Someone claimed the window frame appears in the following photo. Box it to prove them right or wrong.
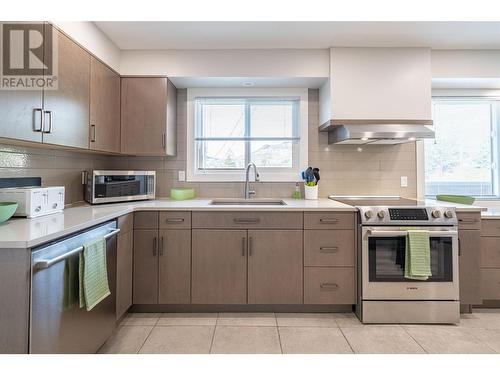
[420,93,500,200]
[186,88,308,182]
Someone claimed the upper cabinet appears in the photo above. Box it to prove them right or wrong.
[319,47,432,128]
[121,77,177,156]
[90,57,121,153]
[42,24,91,149]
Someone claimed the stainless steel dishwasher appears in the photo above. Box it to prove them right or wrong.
[30,221,120,354]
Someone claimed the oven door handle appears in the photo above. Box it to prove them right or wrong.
[367,229,458,237]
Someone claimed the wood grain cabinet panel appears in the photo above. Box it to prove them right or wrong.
[191,230,247,304]
[304,212,355,230]
[304,267,355,304]
[42,24,90,149]
[247,230,303,304]
[457,212,481,230]
[192,211,303,229]
[481,269,500,300]
[134,211,158,230]
[159,211,191,229]
[121,77,177,156]
[116,228,133,318]
[133,230,158,304]
[90,57,120,153]
[304,230,355,267]
[481,219,500,237]
[480,237,500,268]
[158,229,191,304]
[459,228,482,305]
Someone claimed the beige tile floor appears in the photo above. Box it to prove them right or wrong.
[98,310,500,354]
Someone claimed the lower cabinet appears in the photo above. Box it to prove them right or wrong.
[247,230,303,304]
[133,229,159,304]
[116,216,133,318]
[191,230,247,304]
[480,218,500,302]
[304,267,355,304]
[458,212,482,305]
[158,229,191,304]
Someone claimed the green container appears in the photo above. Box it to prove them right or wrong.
[0,202,18,223]
[436,195,475,205]
[170,188,196,200]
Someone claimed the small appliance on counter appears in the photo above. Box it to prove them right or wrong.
[0,186,65,218]
[84,170,156,204]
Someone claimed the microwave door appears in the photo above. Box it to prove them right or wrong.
[89,171,156,204]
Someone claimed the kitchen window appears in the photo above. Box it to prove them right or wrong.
[424,98,500,198]
[186,88,308,181]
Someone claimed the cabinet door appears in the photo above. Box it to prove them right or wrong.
[459,229,482,305]
[121,77,172,156]
[158,230,191,304]
[89,57,120,153]
[192,230,247,304]
[133,230,158,304]
[248,230,303,304]
[116,229,133,318]
[42,24,90,149]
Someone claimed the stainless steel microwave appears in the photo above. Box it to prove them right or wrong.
[84,170,156,204]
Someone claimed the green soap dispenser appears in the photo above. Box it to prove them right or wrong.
[292,183,302,199]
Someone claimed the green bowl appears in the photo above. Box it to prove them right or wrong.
[170,188,196,200]
[0,202,18,223]
[436,195,475,205]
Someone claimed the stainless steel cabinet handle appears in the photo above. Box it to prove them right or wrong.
[320,218,339,224]
[249,236,253,256]
[320,246,339,252]
[153,236,157,256]
[161,133,166,149]
[34,228,121,270]
[90,124,96,142]
[43,110,53,133]
[320,283,339,290]
[234,218,260,224]
[33,108,44,132]
[459,218,478,223]
[241,237,246,256]
[160,236,164,256]
[165,218,185,223]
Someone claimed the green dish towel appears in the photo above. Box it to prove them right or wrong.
[79,238,111,311]
[404,229,432,281]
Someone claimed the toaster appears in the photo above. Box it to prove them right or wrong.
[0,186,65,218]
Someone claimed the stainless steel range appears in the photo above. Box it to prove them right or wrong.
[330,196,460,324]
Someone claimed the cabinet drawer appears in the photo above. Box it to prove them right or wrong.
[192,211,303,229]
[304,230,355,266]
[457,212,481,230]
[159,211,191,229]
[134,211,158,229]
[481,219,500,237]
[304,267,355,304]
[304,212,355,230]
[118,213,133,233]
[481,237,500,268]
[481,269,500,300]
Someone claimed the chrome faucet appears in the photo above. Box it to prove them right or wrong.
[244,162,260,199]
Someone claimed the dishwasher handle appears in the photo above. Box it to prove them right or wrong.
[34,228,120,270]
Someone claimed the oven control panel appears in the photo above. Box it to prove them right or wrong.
[359,206,458,225]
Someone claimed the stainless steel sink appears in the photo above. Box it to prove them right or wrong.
[209,198,287,206]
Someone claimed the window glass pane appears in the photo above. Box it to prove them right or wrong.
[250,141,293,168]
[197,140,245,169]
[200,102,245,138]
[250,103,294,138]
[425,102,494,197]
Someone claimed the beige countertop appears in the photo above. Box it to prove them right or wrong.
[0,198,356,249]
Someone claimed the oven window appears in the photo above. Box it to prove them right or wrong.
[94,175,149,198]
[368,236,453,282]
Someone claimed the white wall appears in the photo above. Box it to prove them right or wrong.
[52,21,121,72]
[119,49,330,78]
[431,50,500,78]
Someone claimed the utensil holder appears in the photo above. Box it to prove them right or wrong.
[304,184,318,200]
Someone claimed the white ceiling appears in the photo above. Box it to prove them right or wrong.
[95,21,500,50]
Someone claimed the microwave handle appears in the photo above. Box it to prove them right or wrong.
[367,229,458,237]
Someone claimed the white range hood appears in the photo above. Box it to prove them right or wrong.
[319,47,434,144]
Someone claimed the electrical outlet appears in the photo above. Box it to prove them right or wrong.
[400,176,408,187]
[178,170,186,182]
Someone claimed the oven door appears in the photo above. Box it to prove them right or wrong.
[90,170,155,204]
[361,226,459,301]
